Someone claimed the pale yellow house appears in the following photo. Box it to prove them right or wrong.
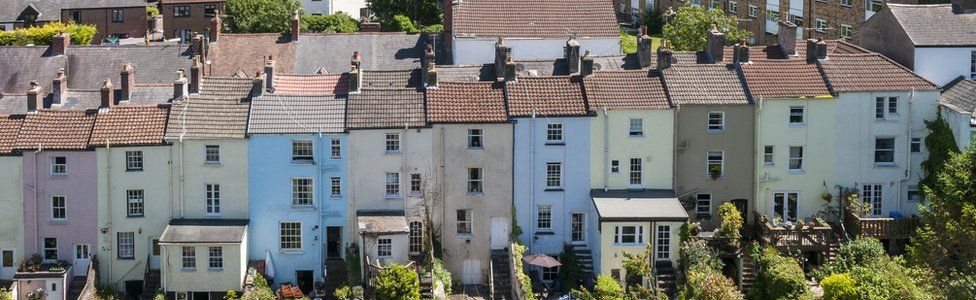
[592,190,686,282]
[0,116,24,282]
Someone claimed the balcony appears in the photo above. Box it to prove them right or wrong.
[843,211,920,240]
[754,213,836,252]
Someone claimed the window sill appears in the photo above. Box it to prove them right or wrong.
[467,192,484,196]
[50,174,67,178]
[125,169,143,172]
[331,195,342,199]
[291,206,316,211]
[181,268,196,272]
[385,196,402,200]
[535,231,555,236]
[705,175,724,180]
[628,134,644,138]
[874,163,898,168]
[468,147,484,150]
[384,151,402,155]
[117,257,135,260]
[280,250,304,255]
[204,215,222,219]
[126,215,145,218]
[456,233,473,237]
[203,162,222,167]
[49,220,67,224]
[788,169,806,174]
[208,268,223,272]
[290,160,315,165]
[840,4,852,7]
[329,156,342,160]
[544,188,564,192]
[764,163,775,167]
[544,142,565,146]
[409,192,422,197]
[788,123,806,127]
[707,130,725,134]
[613,243,646,247]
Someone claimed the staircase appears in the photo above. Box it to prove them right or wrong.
[66,276,87,300]
[141,269,161,300]
[323,259,347,299]
[826,242,840,263]
[655,261,677,297]
[490,249,513,300]
[570,244,595,281]
[740,254,757,295]
[420,273,434,299]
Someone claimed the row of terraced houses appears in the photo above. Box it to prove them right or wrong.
[1,0,975,299]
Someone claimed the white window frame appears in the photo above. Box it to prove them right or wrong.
[43,238,57,261]
[456,209,472,235]
[291,140,314,162]
[788,146,804,172]
[292,178,314,207]
[126,189,144,217]
[51,195,66,221]
[815,19,827,33]
[377,238,392,257]
[537,205,552,231]
[874,137,896,165]
[279,221,302,251]
[629,158,643,187]
[467,168,483,194]
[204,145,220,164]
[867,0,883,12]
[409,173,421,196]
[467,129,484,148]
[628,118,644,137]
[1,249,14,268]
[125,151,143,171]
[748,5,758,18]
[729,1,738,13]
[209,246,223,270]
[330,177,342,198]
[385,173,401,198]
[861,184,883,216]
[205,184,221,216]
[840,24,852,39]
[763,145,775,166]
[385,133,401,153]
[571,212,586,243]
[875,97,899,120]
[613,225,644,245]
[907,186,922,203]
[546,123,564,144]
[545,162,562,189]
[656,225,671,260]
[708,111,725,133]
[409,221,423,254]
[610,159,621,175]
[772,191,799,221]
[117,232,134,259]
[330,139,342,159]
[50,156,66,175]
[708,0,721,10]
[181,246,195,270]
[789,106,805,126]
[910,137,922,154]
[696,194,712,218]
[707,150,724,177]
[841,0,853,7]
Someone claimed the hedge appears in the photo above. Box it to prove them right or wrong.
[0,22,96,46]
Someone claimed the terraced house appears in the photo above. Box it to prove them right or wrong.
[0,116,24,283]
[940,77,976,151]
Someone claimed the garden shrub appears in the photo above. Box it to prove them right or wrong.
[716,202,743,251]
[0,22,96,46]
[813,238,886,281]
[821,273,857,300]
[380,15,419,33]
[571,275,626,300]
[512,243,536,300]
[557,243,584,291]
[693,271,744,300]
[302,13,358,33]
[375,264,420,300]
[431,258,453,294]
[750,247,811,300]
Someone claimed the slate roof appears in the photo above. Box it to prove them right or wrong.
[295,34,425,74]
[209,34,295,77]
[160,219,249,244]
[506,76,588,117]
[739,59,832,99]
[583,70,670,110]
[647,40,868,68]
[346,89,426,129]
[357,211,409,234]
[0,47,65,94]
[165,77,252,139]
[820,53,938,92]
[13,109,97,150]
[940,77,976,115]
[89,105,169,147]
[273,74,348,96]
[362,69,421,89]
[426,81,508,123]
[248,94,346,134]
[0,0,147,22]
[662,64,751,105]
[453,0,618,39]
[0,116,25,155]
[886,4,976,47]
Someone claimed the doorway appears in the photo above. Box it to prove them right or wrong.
[124,280,143,300]
[296,270,314,293]
[149,238,161,269]
[73,244,91,276]
[730,199,749,223]
[326,227,342,259]
[489,217,510,250]
[1,249,14,279]
[461,259,482,284]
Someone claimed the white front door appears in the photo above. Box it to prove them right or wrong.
[571,213,586,244]
[149,238,160,269]
[73,244,91,276]
[461,259,482,285]
[489,217,510,250]
[1,249,14,279]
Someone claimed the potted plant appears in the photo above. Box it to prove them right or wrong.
[709,165,722,180]
[820,192,833,202]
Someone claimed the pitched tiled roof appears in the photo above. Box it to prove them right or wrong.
[647,40,868,68]
[426,81,508,123]
[89,105,169,147]
[0,115,25,154]
[506,76,588,117]
[209,34,295,77]
[0,47,66,94]
[453,0,618,39]
[362,69,421,89]
[887,4,976,47]
[739,59,832,99]
[165,77,252,139]
[662,64,750,105]
[346,89,426,129]
[584,70,670,110]
[248,94,346,134]
[65,45,193,90]
[273,74,348,96]
[820,53,938,92]
[940,77,976,114]
[14,110,96,150]
[295,34,425,74]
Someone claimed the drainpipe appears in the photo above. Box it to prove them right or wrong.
[529,110,536,251]
[33,147,41,260]
[672,103,680,196]
[106,140,113,284]
[402,124,408,213]
[754,97,764,218]
[317,127,325,277]
[179,135,185,218]
[439,126,446,258]
[898,89,915,213]
[603,107,609,191]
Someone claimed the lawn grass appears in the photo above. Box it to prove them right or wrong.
[620,29,663,54]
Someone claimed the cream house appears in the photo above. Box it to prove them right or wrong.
[0,116,24,282]
[592,190,687,282]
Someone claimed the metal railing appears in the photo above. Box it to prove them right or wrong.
[844,212,920,239]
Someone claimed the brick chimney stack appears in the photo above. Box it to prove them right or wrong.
[251,71,265,98]
[174,69,189,99]
[565,35,581,74]
[637,26,653,68]
[120,64,134,102]
[52,31,70,56]
[423,44,437,88]
[291,10,301,42]
[580,50,594,77]
[706,24,725,63]
[190,56,202,94]
[504,55,517,82]
[26,81,42,112]
[805,39,819,63]
[349,65,361,93]
[211,10,222,43]
[264,55,276,92]
[657,41,674,70]
[52,69,67,104]
[815,37,828,60]
[494,37,509,80]
[100,78,114,108]
[351,51,362,72]
[734,39,750,64]
[778,21,798,56]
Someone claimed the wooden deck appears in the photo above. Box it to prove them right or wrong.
[754,213,836,252]
[843,212,920,240]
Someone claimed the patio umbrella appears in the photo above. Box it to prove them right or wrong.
[522,253,562,268]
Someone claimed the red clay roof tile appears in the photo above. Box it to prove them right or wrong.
[89,105,169,147]
[14,110,97,150]
[506,76,588,117]
[427,81,508,123]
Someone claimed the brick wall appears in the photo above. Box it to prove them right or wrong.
[60,7,148,43]
[808,0,866,42]
[161,1,225,40]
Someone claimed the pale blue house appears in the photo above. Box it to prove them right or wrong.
[507,76,600,281]
[246,74,349,294]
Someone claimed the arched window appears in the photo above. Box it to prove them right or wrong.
[409,221,423,254]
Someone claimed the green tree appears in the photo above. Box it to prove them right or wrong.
[225,0,302,33]
[333,285,363,300]
[222,291,237,300]
[920,110,959,196]
[0,22,96,46]
[571,275,627,300]
[910,141,976,298]
[242,273,275,300]
[640,7,665,35]
[621,245,652,286]
[813,238,886,281]
[367,0,441,28]
[375,264,421,300]
[0,288,12,300]
[716,202,743,252]
[302,12,358,33]
[692,271,744,300]
[380,15,419,33]
[662,5,750,51]
[820,273,856,300]
[557,244,585,292]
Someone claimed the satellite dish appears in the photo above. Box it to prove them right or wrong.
[593,63,602,71]
[516,64,526,72]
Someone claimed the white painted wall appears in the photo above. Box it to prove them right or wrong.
[329,0,365,19]
[0,156,23,281]
[453,37,621,65]
[914,47,976,86]
[303,0,331,16]
[942,106,975,151]
[169,139,249,220]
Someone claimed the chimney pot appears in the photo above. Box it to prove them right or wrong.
[211,10,222,43]
[805,39,819,63]
[706,24,726,63]
[494,37,509,80]
[565,35,581,74]
[51,31,70,56]
[291,10,301,42]
[174,69,189,99]
[580,50,594,77]
[26,81,42,112]
[251,72,265,98]
[351,51,362,71]
[190,56,202,94]
[737,41,750,64]
[53,69,67,104]
[100,78,114,108]
[778,21,798,56]
[423,44,437,88]
[504,56,517,82]
[120,64,134,102]
[815,37,828,60]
